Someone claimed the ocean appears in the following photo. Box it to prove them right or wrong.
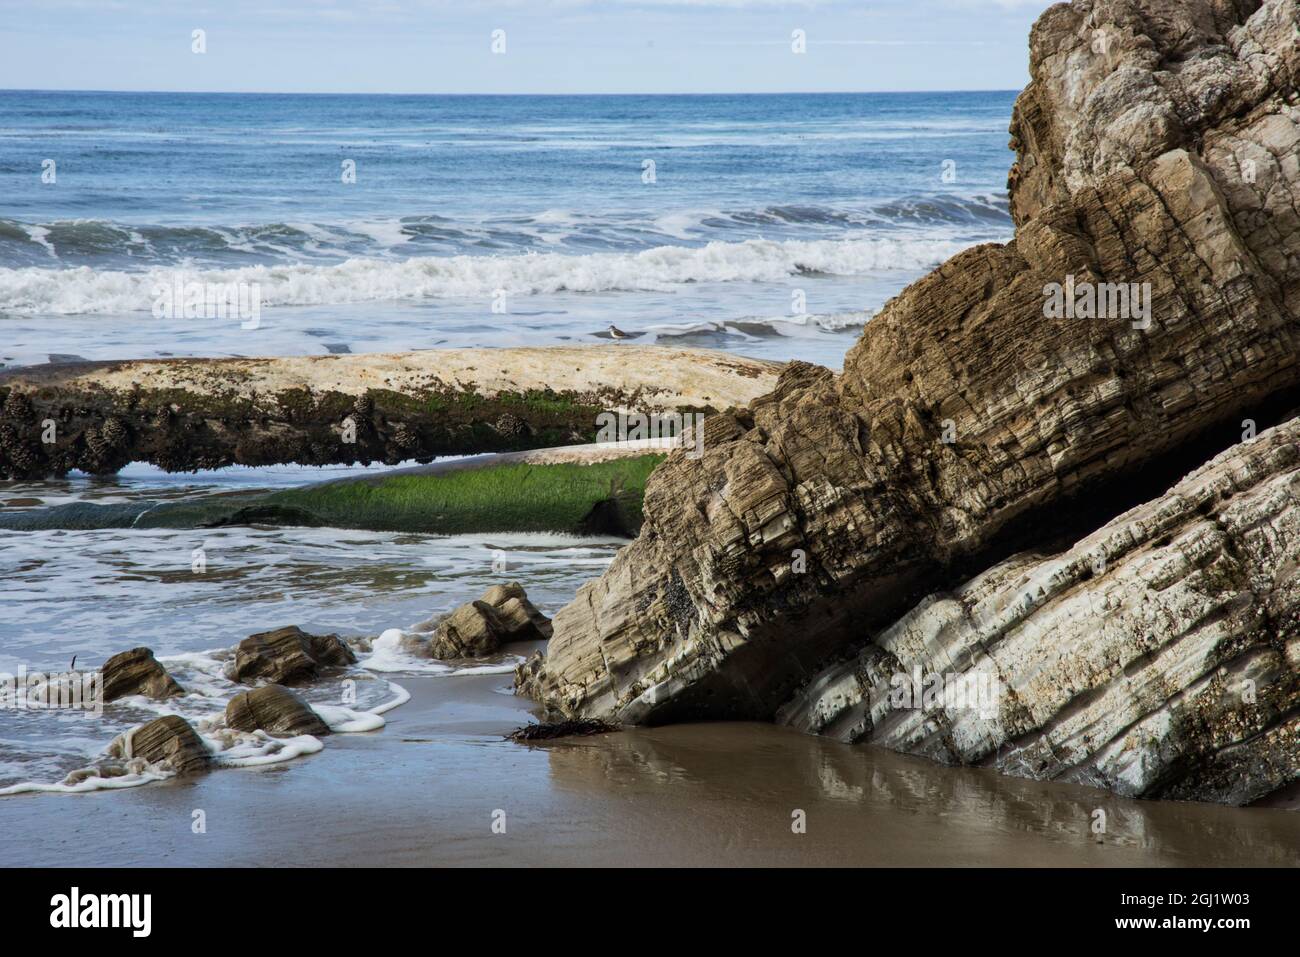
[0,89,1015,368]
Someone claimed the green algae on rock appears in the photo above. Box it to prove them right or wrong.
[0,346,778,479]
[0,435,669,535]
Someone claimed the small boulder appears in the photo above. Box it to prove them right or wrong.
[232,625,356,685]
[107,715,210,776]
[101,647,184,702]
[428,601,502,658]
[226,684,330,737]
[426,582,553,659]
[483,582,554,640]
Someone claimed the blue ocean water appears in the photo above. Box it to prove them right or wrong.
[0,90,1016,367]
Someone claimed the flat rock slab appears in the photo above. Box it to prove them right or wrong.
[0,346,778,477]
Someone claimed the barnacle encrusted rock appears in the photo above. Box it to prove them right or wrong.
[0,347,778,478]
[516,0,1300,803]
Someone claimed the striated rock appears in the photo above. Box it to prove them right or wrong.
[231,626,357,685]
[100,647,184,702]
[107,715,210,776]
[517,0,1300,789]
[226,684,331,737]
[778,417,1300,806]
[418,582,553,659]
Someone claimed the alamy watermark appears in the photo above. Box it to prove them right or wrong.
[152,277,261,329]
[0,666,103,715]
[1043,275,1151,329]
[888,666,1002,719]
[595,411,706,459]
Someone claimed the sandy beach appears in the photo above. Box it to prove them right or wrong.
[3,671,1296,868]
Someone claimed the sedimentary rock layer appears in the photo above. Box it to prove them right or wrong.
[107,716,210,776]
[231,626,357,686]
[100,647,184,702]
[517,0,1300,779]
[403,582,553,660]
[0,347,777,478]
[226,685,331,737]
[777,416,1300,806]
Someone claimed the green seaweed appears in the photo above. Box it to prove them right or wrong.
[260,453,665,536]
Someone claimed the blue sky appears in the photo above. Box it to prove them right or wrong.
[0,0,1054,94]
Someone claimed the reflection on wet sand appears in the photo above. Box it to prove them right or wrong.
[537,723,1300,867]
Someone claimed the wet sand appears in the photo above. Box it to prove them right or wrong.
[1,672,1296,867]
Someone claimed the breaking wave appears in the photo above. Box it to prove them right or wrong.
[0,236,971,315]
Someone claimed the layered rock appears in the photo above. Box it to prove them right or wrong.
[409,582,553,659]
[107,716,211,776]
[231,626,357,685]
[517,0,1300,808]
[0,347,776,478]
[778,416,1300,806]
[100,647,184,702]
[226,685,331,737]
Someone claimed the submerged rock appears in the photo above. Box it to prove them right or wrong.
[231,626,357,685]
[778,417,1300,806]
[516,0,1300,803]
[226,685,331,737]
[107,715,210,776]
[413,582,553,659]
[100,647,184,702]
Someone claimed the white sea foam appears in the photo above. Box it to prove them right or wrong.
[361,628,523,676]
[0,768,172,796]
[0,236,968,315]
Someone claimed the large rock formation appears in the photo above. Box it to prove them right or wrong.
[777,416,1300,806]
[517,0,1300,803]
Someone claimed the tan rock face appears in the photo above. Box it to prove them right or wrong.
[107,716,210,776]
[516,0,1300,804]
[226,685,331,737]
[412,582,553,659]
[100,647,184,702]
[777,416,1300,806]
[231,626,357,685]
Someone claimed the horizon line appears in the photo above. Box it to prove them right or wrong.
[0,86,1022,98]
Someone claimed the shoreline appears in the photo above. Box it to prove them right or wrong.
[3,670,1296,867]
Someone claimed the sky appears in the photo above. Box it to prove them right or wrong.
[0,0,1055,95]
